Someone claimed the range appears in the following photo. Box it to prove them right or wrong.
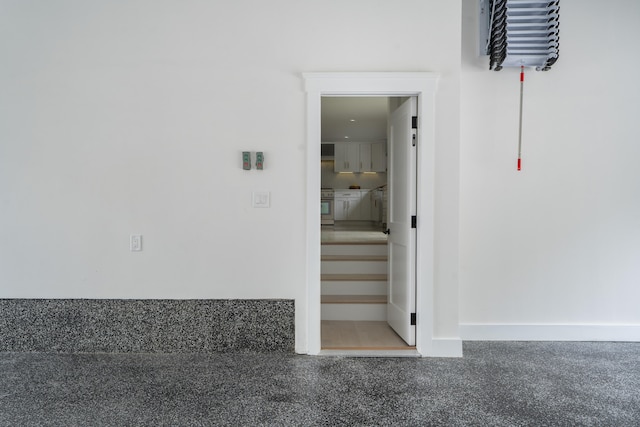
[320,188,334,225]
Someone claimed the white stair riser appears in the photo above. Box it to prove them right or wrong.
[321,281,387,295]
[321,304,386,321]
[321,261,387,275]
[321,242,389,322]
[321,245,387,256]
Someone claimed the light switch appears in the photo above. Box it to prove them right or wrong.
[256,152,264,170]
[252,191,270,208]
[242,151,251,170]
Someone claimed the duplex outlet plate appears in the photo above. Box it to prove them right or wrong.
[130,235,142,251]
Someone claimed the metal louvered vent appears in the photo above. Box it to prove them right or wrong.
[483,0,560,71]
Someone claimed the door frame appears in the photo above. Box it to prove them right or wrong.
[303,72,439,356]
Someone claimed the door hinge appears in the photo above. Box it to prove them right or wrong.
[412,116,418,147]
[411,215,417,228]
[410,313,416,326]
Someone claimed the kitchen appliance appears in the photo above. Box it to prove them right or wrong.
[321,188,334,226]
[321,143,335,160]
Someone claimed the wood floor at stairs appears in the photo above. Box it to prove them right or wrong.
[321,320,415,350]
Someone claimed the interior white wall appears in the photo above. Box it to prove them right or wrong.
[460,0,640,336]
[0,1,462,352]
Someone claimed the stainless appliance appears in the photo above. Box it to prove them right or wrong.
[321,188,334,225]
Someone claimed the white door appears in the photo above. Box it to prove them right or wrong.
[387,97,417,346]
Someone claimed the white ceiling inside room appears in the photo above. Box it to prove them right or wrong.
[321,97,388,142]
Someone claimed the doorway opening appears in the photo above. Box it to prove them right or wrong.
[303,72,439,356]
[319,96,417,351]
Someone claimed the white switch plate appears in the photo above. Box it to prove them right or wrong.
[252,191,270,208]
[130,234,142,251]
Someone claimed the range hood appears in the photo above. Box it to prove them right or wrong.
[321,143,335,160]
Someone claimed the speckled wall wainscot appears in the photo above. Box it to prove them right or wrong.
[0,299,294,353]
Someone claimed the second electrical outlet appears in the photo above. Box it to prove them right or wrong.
[130,235,142,251]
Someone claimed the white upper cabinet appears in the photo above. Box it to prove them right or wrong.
[358,143,371,172]
[334,142,386,173]
[370,142,386,172]
[334,143,360,172]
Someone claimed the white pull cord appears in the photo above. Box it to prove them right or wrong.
[517,65,524,171]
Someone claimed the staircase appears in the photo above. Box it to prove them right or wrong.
[321,241,388,321]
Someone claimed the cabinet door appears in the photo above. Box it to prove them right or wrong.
[334,198,348,220]
[334,145,347,172]
[345,197,361,220]
[358,143,372,172]
[370,190,382,222]
[346,144,359,171]
[371,142,386,172]
[359,191,372,221]
[370,195,379,222]
[334,143,359,172]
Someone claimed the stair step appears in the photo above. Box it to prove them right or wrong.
[320,236,388,321]
[321,295,387,304]
[321,255,387,261]
[321,260,387,275]
[321,240,387,245]
[321,274,387,282]
[322,281,387,295]
[321,244,387,256]
[321,303,386,321]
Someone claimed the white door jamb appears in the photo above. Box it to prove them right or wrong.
[302,72,440,356]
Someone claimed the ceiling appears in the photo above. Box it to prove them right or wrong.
[321,97,388,143]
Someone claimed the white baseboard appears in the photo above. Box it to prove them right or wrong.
[459,324,640,342]
[421,337,463,358]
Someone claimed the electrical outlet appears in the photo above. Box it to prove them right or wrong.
[130,235,142,251]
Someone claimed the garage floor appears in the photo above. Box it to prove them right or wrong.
[1,341,639,426]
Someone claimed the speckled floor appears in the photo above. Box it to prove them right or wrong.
[1,342,639,426]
